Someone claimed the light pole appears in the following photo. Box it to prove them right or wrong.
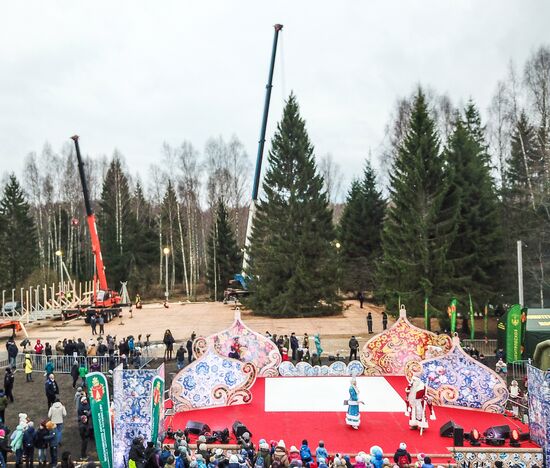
[163,247,170,301]
[55,250,64,292]
[517,240,524,306]
[335,241,341,296]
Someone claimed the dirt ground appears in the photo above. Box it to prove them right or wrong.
[6,300,392,357]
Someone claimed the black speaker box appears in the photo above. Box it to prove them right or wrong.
[485,424,511,440]
[185,420,210,435]
[453,426,464,446]
[440,420,457,437]
[232,420,252,439]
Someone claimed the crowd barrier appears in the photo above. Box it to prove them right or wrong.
[461,339,497,356]
[0,353,154,373]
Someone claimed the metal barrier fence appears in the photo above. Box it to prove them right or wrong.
[461,339,497,356]
[0,353,154,374]
[509,359,531,386]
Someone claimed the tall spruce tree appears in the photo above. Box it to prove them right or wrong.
[444,104,503,306]
[206,200,241,300]
[246,93,341,316]
[127,182,157,294]
[0,175,38,289]
[98,156,133,288]
[339,161,385,292]
[378,90,456,314]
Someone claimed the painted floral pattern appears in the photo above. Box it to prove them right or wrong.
[171,349,257,412]
[360,314,452,375]
[193,310,281,376]
[409,346,509,413]
[113,365,164,468]
[278,360,365,377]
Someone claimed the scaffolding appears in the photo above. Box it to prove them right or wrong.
[0,280,94,323]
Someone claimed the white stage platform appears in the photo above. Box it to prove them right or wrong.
[264,376,405,413]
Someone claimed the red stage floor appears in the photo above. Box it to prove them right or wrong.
[166,376,535,459]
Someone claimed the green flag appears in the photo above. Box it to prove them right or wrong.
[150,376,164,445]
[424,297,430,331]
[86,372,113,468]
[506,304,523,362]
[469,294,475,340]
[449,297,458,334]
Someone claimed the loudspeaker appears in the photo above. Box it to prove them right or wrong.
[185,420,210,435]
[484,425,511,440]
[232,420,252,439]
[440,420,457,438]
[453,426,464,447]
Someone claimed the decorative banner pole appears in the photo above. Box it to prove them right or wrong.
[469,294,475,340]
[150,376,165,446]
[506,304,523,362]
[424,297,430,331]
[484,304,488,338]
[449,297,458,334]
[86,372,113,468]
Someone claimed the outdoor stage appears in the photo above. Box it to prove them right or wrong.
[166,375,535,456]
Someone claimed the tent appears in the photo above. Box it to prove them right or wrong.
[524,308,550,359]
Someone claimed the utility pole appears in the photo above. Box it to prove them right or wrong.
[517,240,524,306]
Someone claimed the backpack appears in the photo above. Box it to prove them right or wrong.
[397,455,409,467]
[254,455,264,468]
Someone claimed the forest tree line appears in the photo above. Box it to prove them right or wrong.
[0,46,548,318]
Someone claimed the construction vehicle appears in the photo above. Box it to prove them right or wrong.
[224,24,283,302]
[223,274,249,304]
[64,135,123,322]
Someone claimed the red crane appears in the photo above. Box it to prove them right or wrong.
[71,135,122,320]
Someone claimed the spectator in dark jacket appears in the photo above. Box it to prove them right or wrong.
[393,442,412,467]
[23,421,36,468]
[4,368,14,403]
[6,338,18,369]
[70,361,79,388]
[45,374,60,408]
[34,421,52,465]
[78,415,91,461]
[129,437,146,468]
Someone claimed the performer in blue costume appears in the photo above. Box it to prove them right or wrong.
[345,377,363,429]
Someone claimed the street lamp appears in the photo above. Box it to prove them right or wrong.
[163,247,170,301]
[55,250,64,292]
[334,241,341,295]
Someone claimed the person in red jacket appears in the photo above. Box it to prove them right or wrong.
[34,339,44,355]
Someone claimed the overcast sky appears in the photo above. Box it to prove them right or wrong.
[1,1,549,200]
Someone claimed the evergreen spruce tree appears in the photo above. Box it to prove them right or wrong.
[339,161,385,292]
[444,103,504,307]
[98,156,133,288]
[0,174,38,289]
[378,90,456,314]
[246,93,341,316]
[160,181,182,287]
[127,182,157,294]
[206,200,241,301]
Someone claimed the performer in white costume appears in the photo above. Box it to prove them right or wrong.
[405,376,436,434]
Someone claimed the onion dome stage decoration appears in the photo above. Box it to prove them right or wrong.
[192,308,281,377]
[360,305,452,375]
[405,345,509,414]
[170,348,257,412]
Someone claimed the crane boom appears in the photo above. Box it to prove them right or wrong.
[242,23,283,271]
[71,135,109,292]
